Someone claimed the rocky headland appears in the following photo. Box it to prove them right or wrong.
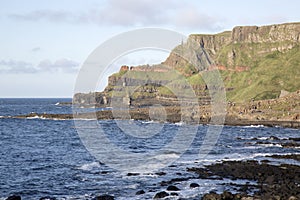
[7,22,300,129]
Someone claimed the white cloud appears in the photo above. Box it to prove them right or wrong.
[0,58,79,74]
[31,47,42,52]
[174,8,222,30]
[0,59,37,73]
[7,0,221,30]
[37,58,79,73]
[9,9,77,23]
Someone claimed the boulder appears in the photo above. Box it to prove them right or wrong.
[166,185,180,191]
[154,191,169,199]
[6,196,21,200]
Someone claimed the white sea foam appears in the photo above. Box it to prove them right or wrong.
[244,125,264,128]
[73,118,95,121]
[175,121,185,126]
[141,120,159,124]
[55,102,60,105]
[237,136,272,140]
[26,115,47,120]
[78,162,100,171]
[257,143,283,148]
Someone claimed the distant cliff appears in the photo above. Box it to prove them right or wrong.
[165,22,300,71]
[74,22,300,106]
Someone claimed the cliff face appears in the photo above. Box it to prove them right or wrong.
[74,22,300,105]
[231,23,300,43]
[165,22,300,71]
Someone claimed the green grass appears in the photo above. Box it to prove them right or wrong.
[222,45,300,102]
[106,42,300,103]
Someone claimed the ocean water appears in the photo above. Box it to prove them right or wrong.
[0,98,299,199]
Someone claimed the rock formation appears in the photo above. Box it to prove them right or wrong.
[73,22,300,106]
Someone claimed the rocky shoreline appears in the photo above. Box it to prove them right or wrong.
[191,157,300,200]
[6,154,299,200]
[6,105,300,129]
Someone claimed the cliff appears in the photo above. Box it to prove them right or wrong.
[73,22,300,106]
[165,22,300,71]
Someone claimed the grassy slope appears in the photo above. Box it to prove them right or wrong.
[107,42,300,103]
[221,45,300,102]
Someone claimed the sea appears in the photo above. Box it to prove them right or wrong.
[0,98,299,199]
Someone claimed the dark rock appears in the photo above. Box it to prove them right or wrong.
[192,160,300,200]
[39,197,56,200]
[160,181,168,186]
[289,137,300,141]
[269,136,279,140]
[260,159,270,163]
[282,142,300,148]
[155,172,166,176]
[6,196,21,200]
[202,191,221,200]
[127,172,140,176]
[154,191,169,199]
[190,183,200,188]
[221,191,234,199]
[170,192,179,196]
[160,177,192,186]
[136,190,145,195]
[93,194,114,200]
[266,154,300,161]
[166,185,180,191]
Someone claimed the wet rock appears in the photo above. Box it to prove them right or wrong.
[39,197,56,200]
[93,194,114,200]
[6,196,21,200]
[190,182,200,188]
[166,185,180,191]
[221,191,234,199]
[282,142,300,148]
[193,160,300,200]
[269,136,279,140]
[155,172,166,176]
[127,172,140,176]
[154,191,169,199]
[135,190,145,195]
[202,191,247,200]
[160,177,191,186]
[289,137,300,141]
[202,191,221,200]
[260,159,270,163]
[170,192,179,196]
[241,197,254,200]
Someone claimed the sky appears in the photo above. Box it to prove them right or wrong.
[0,0,299,97]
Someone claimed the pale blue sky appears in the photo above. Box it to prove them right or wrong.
[0,0,299,97]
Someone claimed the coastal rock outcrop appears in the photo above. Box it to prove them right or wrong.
[73,22,300,106]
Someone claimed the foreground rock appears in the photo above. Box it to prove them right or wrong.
[6,196,21,200]
[153,191,169,199]
[92,194,114,200]
[188,160,300,200]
